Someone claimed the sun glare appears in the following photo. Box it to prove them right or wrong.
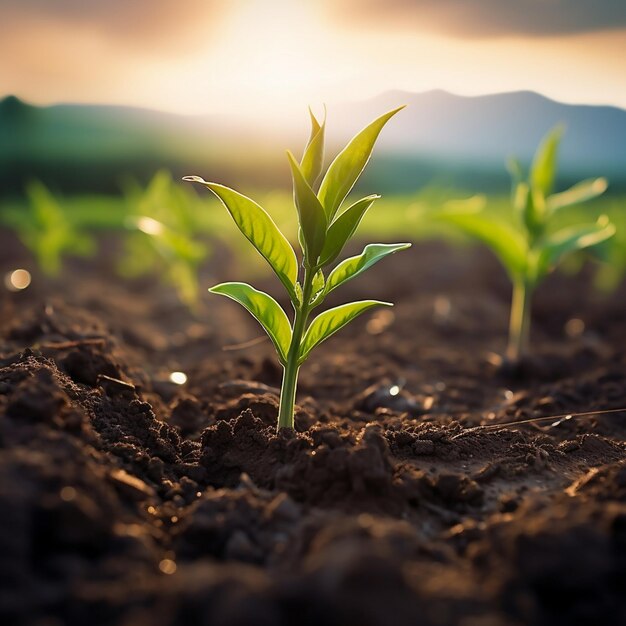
[158,0,355,120]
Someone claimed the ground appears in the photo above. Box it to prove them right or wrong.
[1,235,625,626]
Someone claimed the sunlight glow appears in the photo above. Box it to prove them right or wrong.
[2,0,626,117]
[168,0,355,120]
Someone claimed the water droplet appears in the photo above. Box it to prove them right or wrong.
[389,385,400,396]
[158,558,177,575]
[5,269,31,291]
[169,371,187,385]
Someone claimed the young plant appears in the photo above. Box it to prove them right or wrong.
[185,108,410,430]
[591,204,626,292]
[122,170,208,309]
[18,180,95,275]
[436,125,615,362]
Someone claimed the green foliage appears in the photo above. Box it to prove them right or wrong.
[18,180,95,275]
[436,126,615,361]
[588,197,626,291]
[185,107,410,429]
[299,300,391,362]
[122,170,208,309]
[209,282,292,362]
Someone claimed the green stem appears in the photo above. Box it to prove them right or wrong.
[507,278,533,362]
[277,268,314,431]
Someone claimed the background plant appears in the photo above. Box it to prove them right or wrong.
[121,170,209,309]
[15,180,96,276]
[185,108,410,430]
[435,125,616,362]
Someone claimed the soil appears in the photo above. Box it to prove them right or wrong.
[1,234,625,626]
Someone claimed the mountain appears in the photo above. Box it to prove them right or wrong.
[2,90,626,196]
[331,90,626,176]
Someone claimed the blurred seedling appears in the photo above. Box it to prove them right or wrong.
[589,199,626,292]
[436,125,615,362]
[186,107,410,430]
[17,180,95,276]
[122,170,208,309]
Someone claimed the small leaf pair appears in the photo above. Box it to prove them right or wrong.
[437,125,615,362]
[185,107,410,430]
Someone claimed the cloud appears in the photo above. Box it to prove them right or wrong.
[330,0,626,38]
[0,0,226,53]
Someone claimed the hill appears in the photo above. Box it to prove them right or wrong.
[2,90,626,196]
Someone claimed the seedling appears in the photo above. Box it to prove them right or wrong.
[436,126,615,362]
[591,204,626,292]
[185,108,410,430]
[18,180,95,275]
[122,170,208,309]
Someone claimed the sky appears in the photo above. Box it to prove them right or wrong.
[1,0,626,121]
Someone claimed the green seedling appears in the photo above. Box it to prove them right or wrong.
[436,125,615,362]
[18,180,95,275]
[590,199,626,292]
[185,108,410,430]
[122,170,208,309]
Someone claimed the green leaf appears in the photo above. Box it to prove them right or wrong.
[311,269,325,296]
[547,178,608,213]
[436,212,527,280]
[507,158,526,214]
[325,242,411,295]
[531,125,563,198]
[318,106,405,220]
[537,217,616,278]
[209,282,292,364]
[294,281,304,307]
[512,181,529,215]
[183,177,298,299]
[512,181,546,239]
[299,300,391,362]
[525,187,547,239]
[286,152,327,264]
[300,108,325,188]
[319,194,379,266]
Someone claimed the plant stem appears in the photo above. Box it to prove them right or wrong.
[507,278,532,362]
[277,269,314,431]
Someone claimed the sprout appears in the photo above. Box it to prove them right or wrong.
[436,126,615,362]
[122,170,208,309]
[19,180,95,276]
[186,107,410,430]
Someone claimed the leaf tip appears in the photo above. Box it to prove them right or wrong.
[182,175,206,184]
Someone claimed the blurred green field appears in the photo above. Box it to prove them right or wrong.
[2,181,624,292]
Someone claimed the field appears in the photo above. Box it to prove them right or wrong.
[5,0,626,620]
[1,169,626,624]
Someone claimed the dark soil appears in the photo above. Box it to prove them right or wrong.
[1,235,625,626]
